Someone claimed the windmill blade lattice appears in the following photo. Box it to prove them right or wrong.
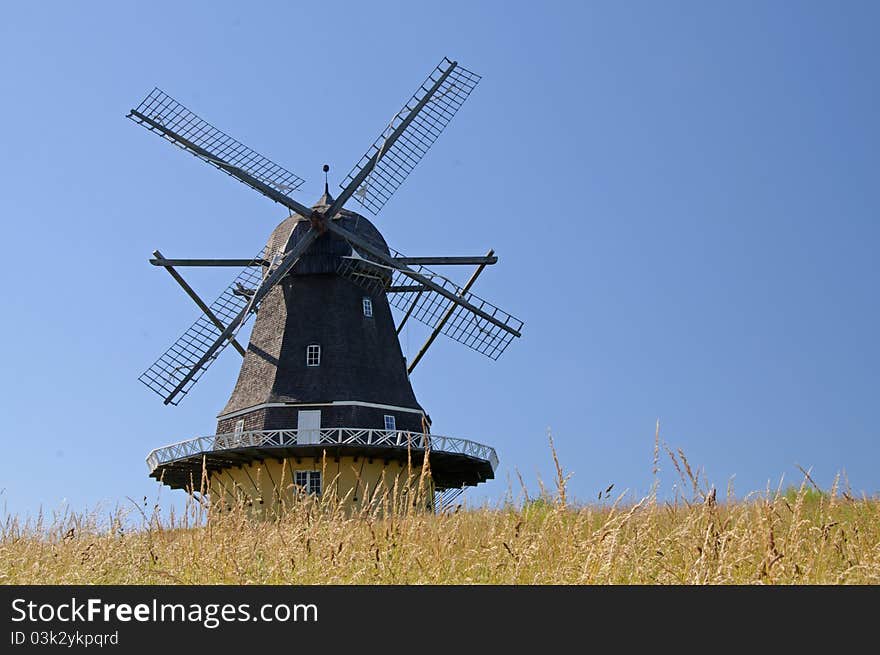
[337,252,522,360]
[128,89,306,203]
[340,58,481,215]
[139,250,267,404]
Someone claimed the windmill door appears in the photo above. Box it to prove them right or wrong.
[297,410,321,445]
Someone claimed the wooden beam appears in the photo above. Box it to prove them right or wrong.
[150,257,269,267]
[152,249,247,357]
[407,250,494,374]
[325,221,518,336]
[391,256,497,266]
[389,284,428,293]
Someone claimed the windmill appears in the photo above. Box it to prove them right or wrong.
[132,58,523,512]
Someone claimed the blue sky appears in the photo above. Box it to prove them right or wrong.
[1,1,877,517]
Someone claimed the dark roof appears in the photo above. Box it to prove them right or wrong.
[265,205,390,274]
[314,183,334,207]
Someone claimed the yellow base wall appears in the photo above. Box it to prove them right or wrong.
[208,455,435,515]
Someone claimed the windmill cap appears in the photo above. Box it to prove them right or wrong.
[313,186,335,207]
[266,205,391,270]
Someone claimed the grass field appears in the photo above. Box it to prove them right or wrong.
[2,439,878,584]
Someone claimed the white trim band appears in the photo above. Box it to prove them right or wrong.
[218,400,427,420]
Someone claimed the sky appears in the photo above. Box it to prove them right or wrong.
[1,1,878,518]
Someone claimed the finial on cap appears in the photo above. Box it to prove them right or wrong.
[314,164,335,207]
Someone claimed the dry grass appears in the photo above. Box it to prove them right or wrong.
[1,438,878,585]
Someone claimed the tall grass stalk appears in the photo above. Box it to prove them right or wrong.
[1,444,877,584]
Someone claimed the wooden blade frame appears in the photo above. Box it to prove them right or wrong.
[138,249,268,404]
[339,58,481,216]
[127,89,306,205]
[158,228,318,405]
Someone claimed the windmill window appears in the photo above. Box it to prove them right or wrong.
[362,297,373,317]
[306,344,321,367]
[233,419,244,437]
[384,415,396,431]
[295,470,322,496]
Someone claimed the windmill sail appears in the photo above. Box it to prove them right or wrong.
[337,251,523,360]
[139,250,267,404]
[339,58,481,215]
[128,88,306,204]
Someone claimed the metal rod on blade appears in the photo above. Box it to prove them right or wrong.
[407,250,494,374]
[152,250,247,357]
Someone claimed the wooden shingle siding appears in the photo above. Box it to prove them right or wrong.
[217,206,426,436]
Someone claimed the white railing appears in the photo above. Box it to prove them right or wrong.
[146,428,499,474]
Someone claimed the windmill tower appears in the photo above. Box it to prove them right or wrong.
[131,58,523,513]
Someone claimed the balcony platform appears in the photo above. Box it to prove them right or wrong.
[146,428,499,491]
